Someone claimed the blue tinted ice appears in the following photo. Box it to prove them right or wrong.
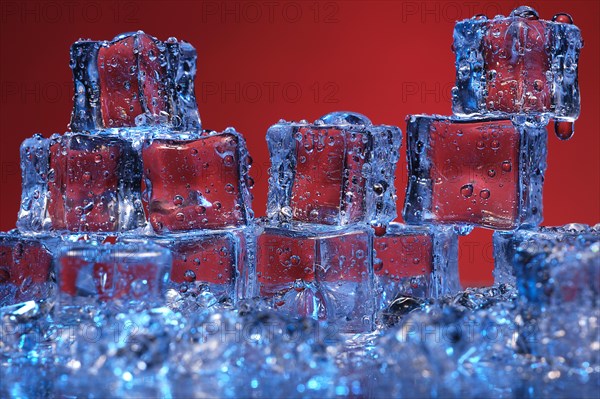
[509,223,599,312]
[374,223,460,315]
[493,223,599,287]
[253,223,375,333]
[452,7,583,125]
[55,241,171,321]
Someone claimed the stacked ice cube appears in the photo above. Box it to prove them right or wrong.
[402,5,595,319]
[405,5,584,231]
[9,32,255,313]
[0,7,598,398]
[260,111,462,332]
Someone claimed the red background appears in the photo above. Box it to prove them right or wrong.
[1,0,598,287]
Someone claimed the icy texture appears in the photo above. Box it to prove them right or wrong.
[0,232,55,307]
[493,223,599,285]
[253,224,375,333]
[70,31,201,132]
[267,111,402,226]
[56,241,171,318]
[168,310,341,398]
[142,127,254,232]
[2,284,598,398]
[121,228,249,306]
[18,131,145,233]
[452,7,582,125]
[373,223,460,312]
[403,115,547,230]
[510,224,599,314]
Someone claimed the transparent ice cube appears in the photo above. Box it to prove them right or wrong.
[121,228,250,307]
[509,223,599,314]
[70,31,201,132]
[56,241,171,319]
[18,131,145,234]
[373,223,460,312]
[142,128,254,233]
[403,114,547,230]
[0,232,55,307]
[252,223,375,333]
[267,111,402,226]
[452,6,582,139]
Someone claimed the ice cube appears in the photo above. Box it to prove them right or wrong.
[452,6,582,139]
[253,223,375,333]
[70,32,201,132]
[56,241,171,312]
[142,128,254,232]
[267,111,402,226]
[17,132,145,233]
[403,114,547,230]
[0,232,55,306]
[504,224,600,373]
[121,228,248,305]
[508,223,599,313]
[373,223,459,311]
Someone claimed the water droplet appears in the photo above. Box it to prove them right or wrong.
[184,269,196,282]
[290,255,301,266]
[173,195,184,206]
[372,224,387,237]
[511,6,539,20]
[176,212,185,221]
[491,140,500,150]
[487,169,496,178]
[460,184,474,198]
[554,121,574,140]
[502,161,512,172]
[223,155,234,166]
[552,13,573,24]
[480,189,491,199]
[131,279,149,296]
[374,258,384,272]
[224,183,235,194]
